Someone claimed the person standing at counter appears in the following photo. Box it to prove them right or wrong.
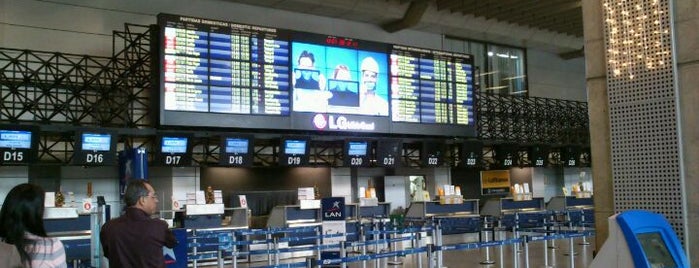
[0,183,67,267]
[100,180,177,267]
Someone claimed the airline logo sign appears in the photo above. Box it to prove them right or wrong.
[321,197,345,221]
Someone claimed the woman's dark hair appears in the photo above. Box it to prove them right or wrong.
[123,180,151,207]
[298,50,315,65]
[0,183,48,264]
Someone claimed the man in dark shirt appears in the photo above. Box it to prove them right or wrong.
[100,180,177,268]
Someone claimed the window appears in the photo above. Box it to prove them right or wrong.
[444,37,527,96]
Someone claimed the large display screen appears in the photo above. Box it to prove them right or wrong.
[81,133,112,152]
[158,13,476,137]
[0,130,32,149]
[636,232,677,267]
[291,42,388,116]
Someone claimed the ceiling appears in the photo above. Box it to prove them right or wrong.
[432,0,583,37]
[219,0,584,52]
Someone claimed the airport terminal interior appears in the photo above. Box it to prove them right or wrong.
[1,0,698,267]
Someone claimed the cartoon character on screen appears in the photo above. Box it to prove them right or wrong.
[359,57,388,115]
[327,64,360,106]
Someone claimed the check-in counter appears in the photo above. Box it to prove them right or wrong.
[44,207,104,266]
[482,197,549,229]
[547,195,594,226]
[171,204,250,266]
[266,204,321,247]
[405,200,481,234]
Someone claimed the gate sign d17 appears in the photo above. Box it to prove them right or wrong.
[158,134,192,166]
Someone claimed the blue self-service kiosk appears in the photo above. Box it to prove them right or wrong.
[590,210,688,268]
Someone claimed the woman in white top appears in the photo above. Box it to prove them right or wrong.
[0,183,67,267]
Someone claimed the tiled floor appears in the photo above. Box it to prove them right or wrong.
[227,233,596,268]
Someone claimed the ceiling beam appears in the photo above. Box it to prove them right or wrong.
[435,0,462,11]
[477,0,539,19]
[508,2,581,24]
[469,0,524,14]
[527,9,581,29]
[559,47,585,59]
[381,0,430,33]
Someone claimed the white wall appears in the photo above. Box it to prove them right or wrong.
[0,166,29,206]
[330,167,352,203]
[527,49,587,101]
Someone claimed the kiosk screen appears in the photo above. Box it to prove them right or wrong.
[636,232,677,268]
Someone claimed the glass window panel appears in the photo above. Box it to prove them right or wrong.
[444,37,526,96]
[486,44,526,96]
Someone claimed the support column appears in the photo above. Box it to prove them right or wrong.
[581,0,614,251]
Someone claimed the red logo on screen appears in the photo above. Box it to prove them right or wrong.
[313,114,327,130]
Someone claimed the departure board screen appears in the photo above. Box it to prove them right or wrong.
[158,13,476,137]
[390,45,474,125]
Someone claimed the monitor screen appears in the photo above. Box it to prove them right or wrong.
[284,139,307,155]
[291,42,389,116]
[225,138,249,154]
[637,232,677,268]
[81,133,112,152]
[347,141,368,156]
[0,130,32,149]
[161,136,188,154]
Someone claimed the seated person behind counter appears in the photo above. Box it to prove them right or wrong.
[100,180,177,267]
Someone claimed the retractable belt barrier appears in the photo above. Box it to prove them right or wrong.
[184,217,595,268]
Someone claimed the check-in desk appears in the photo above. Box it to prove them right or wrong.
[547,196,594,227]
[482,197,549,230]
[346,202,391,242]
[174,204,250,265]
[44,207,104,266]
[405,200,481,234]
[267,204,321,246]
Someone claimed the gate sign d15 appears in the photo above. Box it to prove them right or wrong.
[73,130,117,166]
[0,125,38,165]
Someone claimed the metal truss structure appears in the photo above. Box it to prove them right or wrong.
[0,24,590,168]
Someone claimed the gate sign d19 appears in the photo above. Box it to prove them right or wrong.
[157,134,192,167]
[0,125,38,165]
[73,130,117,166]
[279,137,310,166]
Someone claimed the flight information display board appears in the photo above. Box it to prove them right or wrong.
[161,13,290,115]
[158,13,476,137]
[390,45,474,125]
